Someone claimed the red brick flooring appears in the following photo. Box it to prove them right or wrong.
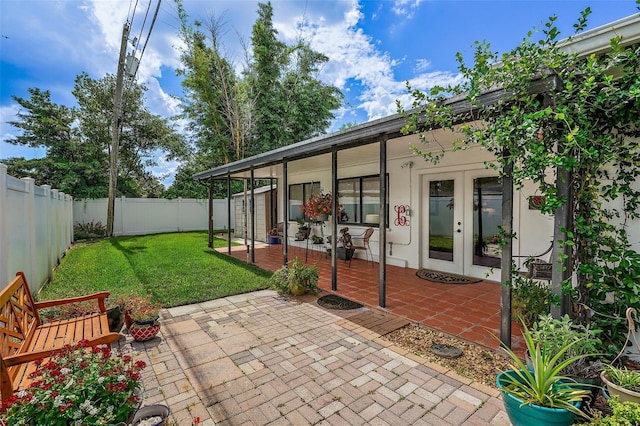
[219,242,525,355]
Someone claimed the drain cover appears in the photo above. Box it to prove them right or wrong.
[430,343,463,358]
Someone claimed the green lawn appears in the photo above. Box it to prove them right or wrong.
[38,232,271,308]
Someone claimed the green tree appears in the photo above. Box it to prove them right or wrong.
[248,2,342,153]
[401,10,640,355]
[164,161,209,199]
[174,1,342,198]
[5,88,108,198]
[249,1,286,153]
[4,75,186,198]
[176,4,248,166]
[73,73,186,197]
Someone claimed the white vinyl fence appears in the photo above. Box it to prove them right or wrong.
[73,197,234,237]
[0,163,74,292]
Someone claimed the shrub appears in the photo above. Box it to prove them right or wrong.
[74,220,106,240]
[587,396,640,426]
[511,275,556,328]
[269,258,319,295]
[530,314,602,378]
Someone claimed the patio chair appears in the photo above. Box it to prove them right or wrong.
[351,227,374,266]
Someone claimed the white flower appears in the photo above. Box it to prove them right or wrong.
[53,395,65,407]
[17,390,27,398]
[98,376,105,384]
[118,374,126,382]
[60,367,71,375]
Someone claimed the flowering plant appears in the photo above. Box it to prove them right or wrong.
[125,294,162,322]
[300,192,333,221]
[0,340,146,425]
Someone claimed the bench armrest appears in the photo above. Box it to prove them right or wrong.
[34,292,111,312]
[2,332,121,368]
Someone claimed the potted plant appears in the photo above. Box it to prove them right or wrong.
[300,191,332,222]
[295,218,310,241]
[269,257,319,296]
[268,227,280,244]
[601,365,640,404]
[529,314,604,385]
[125,294,162,342]
[311,234,324,244]
[496,321,593,426]
[0,340,146,425]
[337,227,355,261]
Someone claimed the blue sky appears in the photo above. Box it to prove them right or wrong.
[1,0,638,185]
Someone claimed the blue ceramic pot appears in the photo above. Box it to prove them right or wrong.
[496,370,581,426]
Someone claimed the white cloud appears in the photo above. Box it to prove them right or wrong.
[392,0,422,19]
[414,58,431,72]
[279,2,460,121]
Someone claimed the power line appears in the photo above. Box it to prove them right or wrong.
[131,0,162,80]
[134,0,153,54]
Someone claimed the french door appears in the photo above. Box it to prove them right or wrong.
[422,171,503,280]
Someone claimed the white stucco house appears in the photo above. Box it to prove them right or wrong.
[195,14,640,345]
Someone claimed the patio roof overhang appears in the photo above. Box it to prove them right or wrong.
[192,90,498,181]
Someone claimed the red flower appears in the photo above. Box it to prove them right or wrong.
[301,192,333,220]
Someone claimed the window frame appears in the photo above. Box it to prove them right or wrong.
[288,182,321,222]
[337,174,389,228]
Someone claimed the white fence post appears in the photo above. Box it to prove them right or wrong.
[21,177,37,290]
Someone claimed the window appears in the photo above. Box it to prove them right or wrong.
[338,174,388,227]
[288,182,320,221]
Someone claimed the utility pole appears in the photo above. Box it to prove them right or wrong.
[107,23,130,237]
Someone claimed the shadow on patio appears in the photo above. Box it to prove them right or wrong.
[217,242,525,355]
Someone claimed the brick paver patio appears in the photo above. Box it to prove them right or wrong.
[120,290,511,425]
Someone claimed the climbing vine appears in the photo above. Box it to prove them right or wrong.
[400,9,640,355]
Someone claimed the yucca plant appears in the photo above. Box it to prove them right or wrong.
[498,321,594,418]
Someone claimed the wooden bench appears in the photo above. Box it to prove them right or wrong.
[0,272,121,400]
